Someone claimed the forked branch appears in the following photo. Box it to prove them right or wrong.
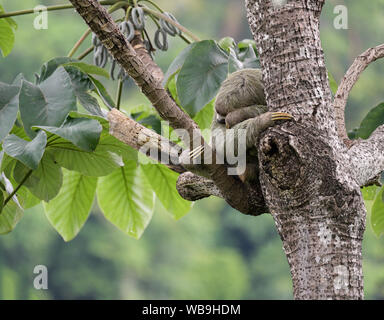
[333,44,384,145]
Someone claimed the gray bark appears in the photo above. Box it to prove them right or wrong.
[245,0,367,299]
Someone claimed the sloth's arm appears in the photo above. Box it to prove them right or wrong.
[225,104,268,129]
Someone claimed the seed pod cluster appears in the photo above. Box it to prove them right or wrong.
[92,7,183,80]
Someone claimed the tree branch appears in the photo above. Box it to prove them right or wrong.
[108,109,225,200]
[68,0,198,141]
[70,0,268,215]
[333,44,384,145]
[176,172,223,201]
[347,124,384,186]
[108,109,183,172]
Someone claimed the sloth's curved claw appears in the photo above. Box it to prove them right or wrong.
[271,112,293,121]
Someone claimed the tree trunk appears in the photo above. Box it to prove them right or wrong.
[246,0,365,299]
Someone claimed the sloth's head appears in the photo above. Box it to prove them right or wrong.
[214,68,266,118]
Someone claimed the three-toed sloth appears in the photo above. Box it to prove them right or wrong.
[180,68,292,182]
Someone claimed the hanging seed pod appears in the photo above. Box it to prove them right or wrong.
[160,12,181,36]
[143,39,151,52]
[118,67,128,81]
[98,47,109,68]
[154,28,168,51]
[92,33,100,46]
[110,59,117,81]
[131,7,145,30]
[93,45,103,66]
[119,21,135,42]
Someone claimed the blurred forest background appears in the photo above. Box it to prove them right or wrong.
[0,0,384,299]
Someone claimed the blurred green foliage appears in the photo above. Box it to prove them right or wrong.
[0,0,384,300]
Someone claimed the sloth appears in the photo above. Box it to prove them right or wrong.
[180,68,292,182]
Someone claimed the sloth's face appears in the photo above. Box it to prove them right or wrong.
[216,113,226,124]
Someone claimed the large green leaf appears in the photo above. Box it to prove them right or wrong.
[89,75,116,110]
[97,161,155,239]
[371,186,384,238]
[361,185,380,201]
[69,111,108,129]
[3,131,47,170]
[163,43,195,87]
[76,91,105,117]
[19,67,77,138]
[44,169,97,241]
[0,16,15,57]
[0,82,19,142]
[357,103,384,139]
[0,197,23,235]
[63,62,110,78]
[142,164,193,219]
[48,133,124,177]
[96,132,138,163]
[193,100,215,131]
[36,117,102,152]
[13,153,63,202]
[16,186,41,210]
[37,57,72,82]
[177,40,229,116]
[37,59,106,116]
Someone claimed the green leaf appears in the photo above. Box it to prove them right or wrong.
[371,186,384,238]
[0,190,3,212]
[0,82,19,141]
[142,164,193,219]
[97,162,155,239]
[167,73,181,107]
[177,40,229,116]
[19,67,77,138]
[17,186,41,210]
[193,100,214,131]
[228,47,243,73]
[357,103,384,139]
[361,185,380,201]
[48,133,124,177]
[0,17,15,57]
[36,117,102,152]
[76,91,105,117]
[328,71,338,95]
[69,111,108,129]
[44,169,97,241]
[238,45,260,69]
[89,75,116,110]
[163,43,195,87]
[218,37,236,53]
[95,133,138,163]
[37,58,106,117]
[63,62,110,78]
[38,57,72,82]
[0,6,17,31]
[3,131,47,170]
[238,39,257,52]
[0,197,23,235]
[13,153,63,202]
